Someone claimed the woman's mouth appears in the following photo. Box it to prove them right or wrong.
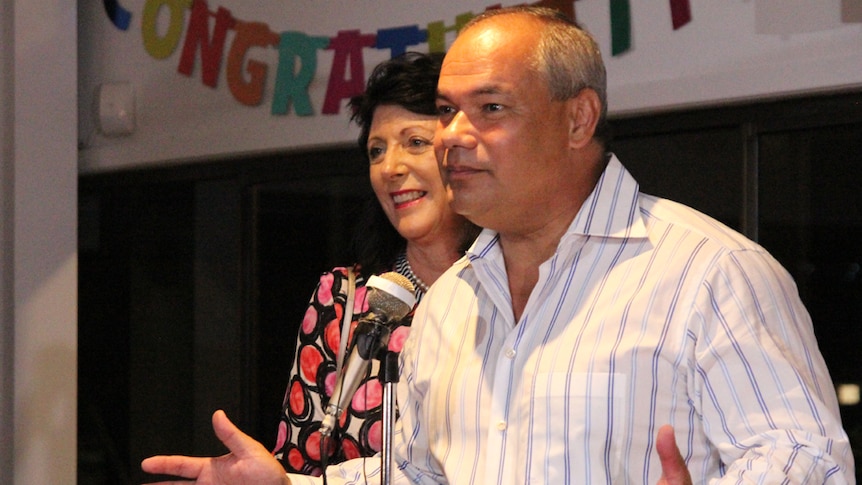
[392,190,426,208]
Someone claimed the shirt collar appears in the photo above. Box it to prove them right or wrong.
[467,153,648,260]
[568,153,648,240]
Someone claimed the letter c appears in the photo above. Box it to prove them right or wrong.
[103,0,132,31]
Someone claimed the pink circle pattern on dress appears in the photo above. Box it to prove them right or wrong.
[275,267,415,475]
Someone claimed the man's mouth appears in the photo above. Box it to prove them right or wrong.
[445,165,480,179]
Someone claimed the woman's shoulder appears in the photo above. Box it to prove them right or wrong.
[314,264,352,278]
[316,264,373,287]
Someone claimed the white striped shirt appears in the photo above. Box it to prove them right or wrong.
[291,155,854,484]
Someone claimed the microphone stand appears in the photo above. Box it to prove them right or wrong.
[320,320,390,438]
[379,350,399,485]
[318,273,416,484]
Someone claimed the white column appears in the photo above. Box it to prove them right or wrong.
[0,1,78,484]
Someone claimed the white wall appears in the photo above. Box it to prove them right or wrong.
[0,0,12,478]
[77,0,862,173]
[0,1,78,484]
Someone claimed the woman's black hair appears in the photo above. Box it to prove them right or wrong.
[347,52,445,275]
[349,52,444,153]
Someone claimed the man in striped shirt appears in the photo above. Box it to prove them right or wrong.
[387,6,852,484]
[142,6,854,485]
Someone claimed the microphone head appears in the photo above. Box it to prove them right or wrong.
[365,272,416,321]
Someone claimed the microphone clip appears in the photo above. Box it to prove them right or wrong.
[351,314,393,360]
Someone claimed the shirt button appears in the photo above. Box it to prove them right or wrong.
[496,421,507,431]
[504,348,516,359]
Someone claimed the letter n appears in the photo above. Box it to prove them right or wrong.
[177,0,236,88]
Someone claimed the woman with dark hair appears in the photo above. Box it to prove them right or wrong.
[271,52,479,475]
[140,52,478,484]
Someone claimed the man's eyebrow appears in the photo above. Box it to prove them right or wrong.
[475,84,505,95]
[437,85,506,101]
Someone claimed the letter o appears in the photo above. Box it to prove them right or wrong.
[142,0,193,59]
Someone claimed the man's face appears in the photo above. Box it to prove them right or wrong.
[435,15,575,235]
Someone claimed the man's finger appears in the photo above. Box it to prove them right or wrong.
[656,425,692,485]
[211,409,258,457]
[141,454,206,478]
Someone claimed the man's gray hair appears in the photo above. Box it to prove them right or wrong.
[461,6,610,144]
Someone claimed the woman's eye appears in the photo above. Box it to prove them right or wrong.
[368,146,384,161]
[409,137,430,148]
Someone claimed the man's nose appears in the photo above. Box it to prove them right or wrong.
[438,111,476,150]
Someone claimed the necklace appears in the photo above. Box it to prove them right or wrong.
[406,259,430,293]
[396,251,429,293]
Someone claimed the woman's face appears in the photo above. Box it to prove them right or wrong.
[367,104,461,245]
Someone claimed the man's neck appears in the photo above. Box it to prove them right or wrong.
[497,148,609,322]
[499,211,574,322]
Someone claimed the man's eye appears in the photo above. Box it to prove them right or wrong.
[437,105,454,116]
[484,103,503,112]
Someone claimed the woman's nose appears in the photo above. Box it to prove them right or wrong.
[380,148,408,177]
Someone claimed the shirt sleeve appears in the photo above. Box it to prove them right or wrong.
[689,248,854,483]
[286,456,394,485]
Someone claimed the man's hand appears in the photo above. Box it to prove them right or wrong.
[656,424,693,485]
[141,409,291,485]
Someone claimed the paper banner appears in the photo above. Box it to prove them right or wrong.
[129,0,596,117]
[271,32,330,116]
[104,0,132,30]
[842,0,862,22]
[539,0,576,21]
[177,0,236,88]
[670,0,691,30]
[610,0,631,55]
[227,21,280,106]
[376,26,427,57]
[755,0,843,34]
[322,30,377,114]
[142,0,194,59]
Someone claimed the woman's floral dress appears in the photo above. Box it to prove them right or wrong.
[272,261,424,476]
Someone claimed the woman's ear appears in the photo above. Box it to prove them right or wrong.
[567,88,602,150]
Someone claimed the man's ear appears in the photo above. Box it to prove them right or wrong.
[567,88,601,150]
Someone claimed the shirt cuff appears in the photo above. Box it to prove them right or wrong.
[286,472,322,485]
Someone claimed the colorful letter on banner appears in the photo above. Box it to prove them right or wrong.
[227,21,279,106]
[271,32,330,116]
[177,0,236,88]
[610,0,630,55]
[142,0,193,59]
[104,0,132,30]
[843,0,862,22]
[670,0,691,29]
[375,25,427,58]
[426,12,474,53]
[322,30,377,114]
[534,0,576,21]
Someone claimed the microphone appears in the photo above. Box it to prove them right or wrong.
[319,272,416,438]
